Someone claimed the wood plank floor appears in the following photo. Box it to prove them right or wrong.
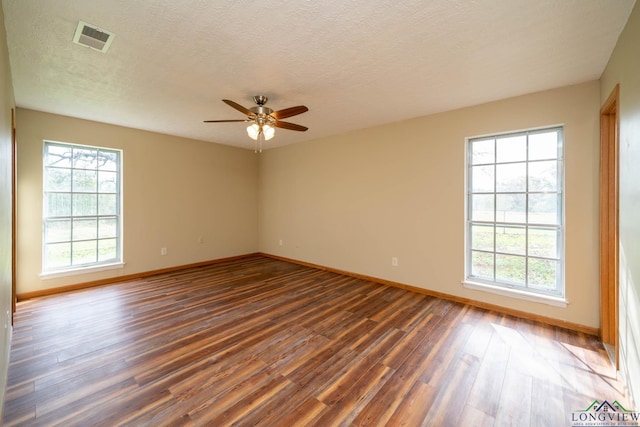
[2,255,629,426]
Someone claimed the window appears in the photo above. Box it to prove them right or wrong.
[43,141,122,274]
[465,127,564,298]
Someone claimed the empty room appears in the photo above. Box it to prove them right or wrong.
[1,1,639,426]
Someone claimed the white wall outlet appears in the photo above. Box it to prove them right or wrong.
[392,257,398,267]
[161,247,167,256]
[279,239,283,246]
[198,236,204,244]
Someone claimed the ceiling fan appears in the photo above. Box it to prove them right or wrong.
[204,95,308,152]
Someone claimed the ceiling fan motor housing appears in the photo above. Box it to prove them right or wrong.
[250,103,276,126]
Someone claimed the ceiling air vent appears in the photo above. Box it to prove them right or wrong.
[72,21,115,53]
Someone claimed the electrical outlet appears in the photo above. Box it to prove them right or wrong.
[198,236,204,244]
[161,247,167,256]
[279,239,283,246]
[392,257,398,267]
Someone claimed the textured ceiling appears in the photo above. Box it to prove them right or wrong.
[2,0,635,150]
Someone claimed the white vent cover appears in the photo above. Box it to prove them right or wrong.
[72,21,114,53]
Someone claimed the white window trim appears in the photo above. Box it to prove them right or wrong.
[40,261,125,280]
[42,140,123,275]
[464,126,565,301]
[462,279,568,308]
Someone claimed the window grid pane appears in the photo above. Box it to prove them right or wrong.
[467,127,563,297]
[43,141,122,272]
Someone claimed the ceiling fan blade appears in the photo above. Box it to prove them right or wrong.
[223,99,256,117]
[271,106,308,120]
[203,119,249,123]
[274,121,308,132]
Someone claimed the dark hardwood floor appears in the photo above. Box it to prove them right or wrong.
[2,255,628,426]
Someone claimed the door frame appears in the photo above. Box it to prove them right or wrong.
[11,108,16,323]
[599,84,619,367]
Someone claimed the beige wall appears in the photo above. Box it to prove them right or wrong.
[16,109,259,294]
[601,0,640,405]
[259,81,601,329]
[0,0,15,414]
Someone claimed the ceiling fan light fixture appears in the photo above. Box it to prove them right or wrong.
[247,123,276,141]
[263,124,275,140]
[247,123,260,140]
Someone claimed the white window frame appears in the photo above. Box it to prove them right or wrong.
[41,141,123,278]
[463,126,566,306]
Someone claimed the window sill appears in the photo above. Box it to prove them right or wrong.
[40,262,125,280]
[462,280,568,308]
